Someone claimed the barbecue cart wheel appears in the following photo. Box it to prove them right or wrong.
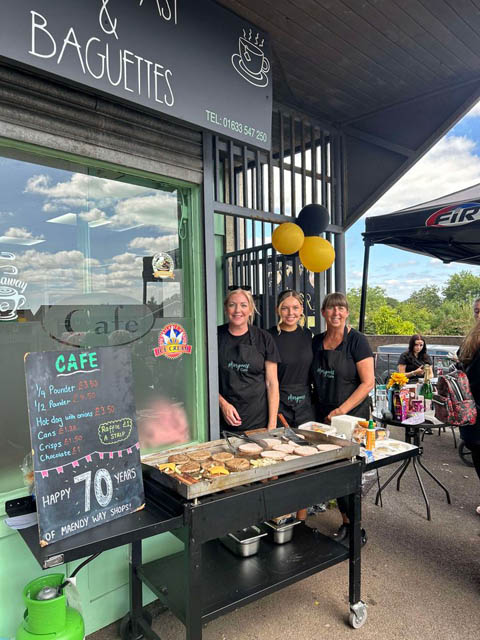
[119,611,153,640]
[349,602,367,629]
[458,440,474,467]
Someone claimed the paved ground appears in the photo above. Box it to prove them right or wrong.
[90,426,480,640]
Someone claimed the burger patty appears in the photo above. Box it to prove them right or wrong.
[225,457,251,472]
[211,451,234,463]
[238,442,263,456]
[293,445,318,456]
[260,450,286,460]
[187,450,212,463]
[177,461,201,474]
[168,453,190,464]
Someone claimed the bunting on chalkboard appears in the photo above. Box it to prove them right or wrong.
[34,442,141,475]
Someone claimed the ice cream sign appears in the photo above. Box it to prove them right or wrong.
[0,251,27,321]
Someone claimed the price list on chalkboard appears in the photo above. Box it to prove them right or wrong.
[24,346,144,545]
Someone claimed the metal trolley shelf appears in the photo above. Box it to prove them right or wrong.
[127,457,366,639]
[139,527,349,625]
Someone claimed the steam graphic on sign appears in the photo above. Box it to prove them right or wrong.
[0,251,27,321]
[232,29,270,87]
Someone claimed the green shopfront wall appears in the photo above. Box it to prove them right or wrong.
[0,142,207,636]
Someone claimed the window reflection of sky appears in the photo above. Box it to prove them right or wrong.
[0,158,181,312]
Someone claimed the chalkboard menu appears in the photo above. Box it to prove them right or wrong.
[24,346,144,545]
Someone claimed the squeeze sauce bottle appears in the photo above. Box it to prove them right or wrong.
[365,419,376,451]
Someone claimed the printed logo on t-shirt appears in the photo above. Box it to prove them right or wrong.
[288,393,306,404]
[228,360,250,372]
[316,367,335,379]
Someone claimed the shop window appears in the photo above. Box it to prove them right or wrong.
[0,149,204,494]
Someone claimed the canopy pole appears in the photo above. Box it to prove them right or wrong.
[359,239,371,333]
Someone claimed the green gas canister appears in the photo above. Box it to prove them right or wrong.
[16,574,84,640]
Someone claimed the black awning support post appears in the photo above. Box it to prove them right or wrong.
[359,238,371,333]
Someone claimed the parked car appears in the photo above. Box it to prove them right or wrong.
[375,343,459,383]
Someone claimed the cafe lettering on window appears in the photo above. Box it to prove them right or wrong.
[0,0,272,149]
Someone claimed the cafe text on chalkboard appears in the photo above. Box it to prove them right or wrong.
[24,346,144,545]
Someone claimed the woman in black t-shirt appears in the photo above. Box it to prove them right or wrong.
[268,290,314,428]
[397,334,432,382]
[311,292,374,543]
[312,293,374,424]
[218,288,280,432]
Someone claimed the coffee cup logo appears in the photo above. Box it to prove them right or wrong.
[0,285,26,321]
[232,30,270,87]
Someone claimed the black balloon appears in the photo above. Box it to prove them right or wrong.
[296,204,329,236]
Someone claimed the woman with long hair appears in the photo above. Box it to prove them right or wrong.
[268,290,314,427]
[311,292,375,542]
[397,334,432,382]
[218,288,280,432]
[458,321,480,515]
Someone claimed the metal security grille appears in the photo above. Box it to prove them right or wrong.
[208,106,344,331]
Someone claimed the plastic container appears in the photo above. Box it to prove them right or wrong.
[220,526,267,557]
[264,519,301,544]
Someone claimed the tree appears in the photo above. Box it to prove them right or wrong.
[369,305,415,335]
[397,303,434,334]
[443,271,480,305]
[406,285,442,310]
[347,286,394,330]
[429,300,473,336]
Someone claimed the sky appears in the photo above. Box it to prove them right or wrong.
[0,159,182,313]
[345,101,480,300]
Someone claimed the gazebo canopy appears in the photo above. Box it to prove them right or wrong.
[363,183,480,265]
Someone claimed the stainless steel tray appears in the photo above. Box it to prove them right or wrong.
[141,428,359,500]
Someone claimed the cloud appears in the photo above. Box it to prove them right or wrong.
[0,226,45,245]
[111,193,177,231]
[0,211,14,221]
[129,235,178,253]
[79,207,109,226]
[25,173,148,201]
[364,135,480,218]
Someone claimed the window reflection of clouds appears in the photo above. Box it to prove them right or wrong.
[0,161,181,312]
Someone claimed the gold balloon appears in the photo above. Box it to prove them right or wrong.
[299,237,335,272]
[272,222,305,255]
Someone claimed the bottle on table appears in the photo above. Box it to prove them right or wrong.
[420,364,434,411]
[365,418,376,451]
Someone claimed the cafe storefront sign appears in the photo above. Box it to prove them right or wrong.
[0,0,272,149]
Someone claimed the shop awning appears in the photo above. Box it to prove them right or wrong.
[218,1,480,228]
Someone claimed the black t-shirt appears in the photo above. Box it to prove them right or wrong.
[398,351,432,374]
[267,326,313,387]
[217,324,280,398]
[312,327,373,364]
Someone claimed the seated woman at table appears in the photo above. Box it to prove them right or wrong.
[458,322,480,516]
[268,289,314,428]
[311,292,375,542]
[218,288,280,433]
[397,334,432,383]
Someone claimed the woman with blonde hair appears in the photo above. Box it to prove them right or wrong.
[268,290,314,427]
[218,287,280,432]
[458,321,480,515]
